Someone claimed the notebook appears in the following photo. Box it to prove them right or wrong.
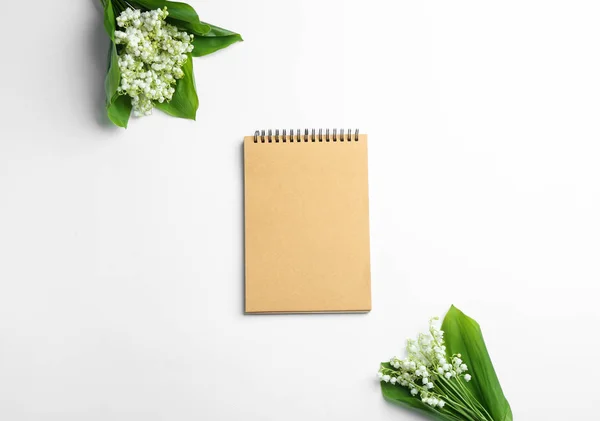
[243,128,371,314]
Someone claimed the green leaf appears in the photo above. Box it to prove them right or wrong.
[167,18,211,36]
[127,0,166,10]
[155,54,198,119]
[442,306,513,421]
[380,363,448,421]
[129,0,211,34]
[103,0,116,40]
[165,2,211,34]
[107,94,133,128]
[104,43,131,128]
[164,1,199,22]
[105,43,120,103]
[191,23,243,57]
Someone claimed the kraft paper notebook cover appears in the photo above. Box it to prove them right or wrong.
[244,129,371,314]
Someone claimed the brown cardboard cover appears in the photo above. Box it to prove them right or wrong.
[244,134,371,313]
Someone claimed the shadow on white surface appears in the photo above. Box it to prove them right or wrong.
[239,141,247,314]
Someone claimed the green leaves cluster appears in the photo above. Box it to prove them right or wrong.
[381,306,512,421]
[101,0,242,127]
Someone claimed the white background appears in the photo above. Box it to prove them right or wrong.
[1,1,599,419]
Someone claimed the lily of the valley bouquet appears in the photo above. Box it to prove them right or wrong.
[378,306,512,421]
[100,0,241,127]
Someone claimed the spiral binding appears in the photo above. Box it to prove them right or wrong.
[253,128,360,143]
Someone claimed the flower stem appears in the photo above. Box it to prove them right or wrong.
[454,378,495,421]
[438,377,492,421]
[431,405,464,421]
[434,382,480,421]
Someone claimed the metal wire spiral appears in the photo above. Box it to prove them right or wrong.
[254,128,360,143]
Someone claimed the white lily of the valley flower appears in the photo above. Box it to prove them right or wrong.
[114,7,194,117]
[378,317,474,411]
